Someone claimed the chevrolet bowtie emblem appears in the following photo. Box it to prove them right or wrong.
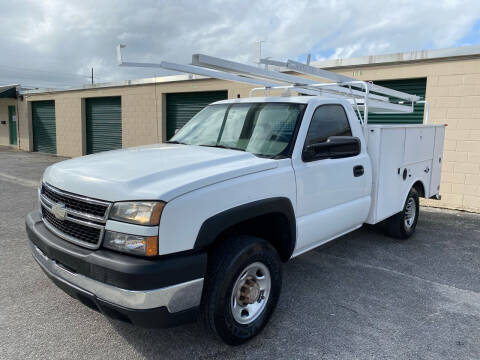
[51,202,67,220]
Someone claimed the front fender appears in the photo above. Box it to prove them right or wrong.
[157,160,297,255]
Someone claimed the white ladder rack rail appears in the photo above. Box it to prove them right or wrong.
[192,54,387,101]
[261,58,421,102]
[258,57,427,124]
[116,45,426,128]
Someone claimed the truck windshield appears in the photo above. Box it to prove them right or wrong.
[169,103,306,157]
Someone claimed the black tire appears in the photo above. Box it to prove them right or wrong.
[201,235,282,345]
[385,187,420,239]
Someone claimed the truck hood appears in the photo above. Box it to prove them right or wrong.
[43,144,278,202]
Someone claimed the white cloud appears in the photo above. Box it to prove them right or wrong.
[0,0,479,88]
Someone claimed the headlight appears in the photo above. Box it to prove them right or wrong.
[104,230,158,256]
[109,201,165,225]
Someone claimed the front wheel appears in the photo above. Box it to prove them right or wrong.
[385,187,420,239]
[201,236,282,345]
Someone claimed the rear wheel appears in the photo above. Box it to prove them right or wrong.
[385,187,420,239]
[201,235,282,345]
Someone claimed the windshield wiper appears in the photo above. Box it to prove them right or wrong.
[166,140,187,145]
[198,144,245,152]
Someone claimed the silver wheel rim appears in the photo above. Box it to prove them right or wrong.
[230,262,271,325]
[404,197,416,229]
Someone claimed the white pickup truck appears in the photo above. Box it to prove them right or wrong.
[26,95,445,345]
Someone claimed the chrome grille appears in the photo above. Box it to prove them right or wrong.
[39,183,112,249]
[41,183,109,220]
[42,207,101,245]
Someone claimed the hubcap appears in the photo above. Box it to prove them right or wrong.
[404,197,416,229]
[231,262,271,325]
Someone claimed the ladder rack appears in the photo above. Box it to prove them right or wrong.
[116,45,426,127]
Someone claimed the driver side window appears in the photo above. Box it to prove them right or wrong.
[305,104,352,146]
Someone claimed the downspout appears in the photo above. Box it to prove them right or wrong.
[16,89,21,150]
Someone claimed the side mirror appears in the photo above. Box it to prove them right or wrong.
[302,136,361,162]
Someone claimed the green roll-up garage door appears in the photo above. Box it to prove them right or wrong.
[8,106,17,145]
[368,78,427,124]
[85,97,122,154]
[166,91,228,139]
[32,101,56,154]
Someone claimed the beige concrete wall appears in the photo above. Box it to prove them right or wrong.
[0,99,17,146]
[17,97,31,151]
[21,85,159,157]
[18,57,480,212]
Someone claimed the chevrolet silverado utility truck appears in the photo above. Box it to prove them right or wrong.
[26,53,445,345]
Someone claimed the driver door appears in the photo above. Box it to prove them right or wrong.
[293,104,370,255]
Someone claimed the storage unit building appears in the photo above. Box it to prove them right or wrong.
[11,45,480,213]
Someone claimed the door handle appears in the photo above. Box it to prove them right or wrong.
[353,165,364,177]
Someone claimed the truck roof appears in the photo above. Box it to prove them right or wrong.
[212,96,337,105]
[212,96,421,119]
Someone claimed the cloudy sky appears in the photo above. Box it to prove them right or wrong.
[1,0,479,89]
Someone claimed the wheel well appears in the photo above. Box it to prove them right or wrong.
[208,212,294,262]
[413,181,425,198]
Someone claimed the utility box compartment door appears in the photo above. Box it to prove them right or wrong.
[404,127,435,164]
[374,127,409,222]
[429,126,445,197]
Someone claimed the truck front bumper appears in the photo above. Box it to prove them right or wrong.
[26,210,207,328]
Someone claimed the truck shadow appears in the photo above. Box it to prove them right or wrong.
[108,224,398,359]
[110,209,480,360]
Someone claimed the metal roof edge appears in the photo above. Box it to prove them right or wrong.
[0,84,20,98]
[0,84,20,89]
[310,45,480,69]
[20,74,210,96]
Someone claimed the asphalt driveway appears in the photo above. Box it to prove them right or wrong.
[1,148,479,360]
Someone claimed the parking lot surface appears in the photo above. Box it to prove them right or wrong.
[1,148,479,360]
